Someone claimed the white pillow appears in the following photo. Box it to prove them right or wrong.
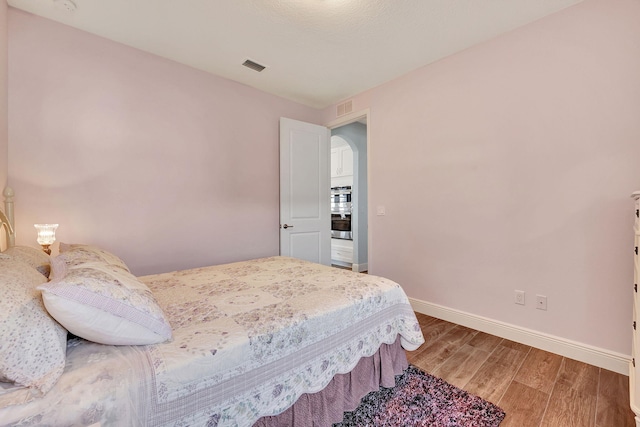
[1,246,50,277]
[39,255,172,345]
[0,258,67,396]
[58,243,131,272]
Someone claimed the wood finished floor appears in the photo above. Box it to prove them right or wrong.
[408,312,635,427]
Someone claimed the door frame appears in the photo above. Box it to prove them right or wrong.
[325,108,372,272]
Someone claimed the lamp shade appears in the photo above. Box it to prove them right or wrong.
[34,224,59,245]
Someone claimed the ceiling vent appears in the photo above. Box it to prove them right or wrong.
[337,100,353,117]
[242,59,266,72]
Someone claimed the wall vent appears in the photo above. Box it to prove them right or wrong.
[337,100,353,117]
[242,59,266,72]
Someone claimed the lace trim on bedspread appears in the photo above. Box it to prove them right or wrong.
[145,304,420,427]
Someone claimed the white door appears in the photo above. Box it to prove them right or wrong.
[279,117,331,265]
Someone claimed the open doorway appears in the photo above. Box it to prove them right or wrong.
[329,116,368,273]
[278,112,369,271]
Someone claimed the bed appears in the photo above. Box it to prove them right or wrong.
[0,187,425,427]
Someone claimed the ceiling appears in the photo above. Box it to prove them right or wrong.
[7,0,583,109]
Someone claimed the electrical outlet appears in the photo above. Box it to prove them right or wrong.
[536,295,547,311]
[514,290,525,305]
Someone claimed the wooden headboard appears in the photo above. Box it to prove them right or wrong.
[0,187,15,249]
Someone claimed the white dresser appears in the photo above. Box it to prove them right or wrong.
[631,191,640,427]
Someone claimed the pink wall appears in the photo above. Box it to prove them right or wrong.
[323,0,640,354]
[0,2,7,190]
[8,8,322,275]
[8,0,640,357]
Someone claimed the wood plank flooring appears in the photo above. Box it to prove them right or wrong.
[407,313,635,427]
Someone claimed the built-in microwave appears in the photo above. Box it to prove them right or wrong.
[331,186,352,240]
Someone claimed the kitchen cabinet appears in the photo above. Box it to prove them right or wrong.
[331,238,353,266]
[331,145,353,188]
[331,146,353,178]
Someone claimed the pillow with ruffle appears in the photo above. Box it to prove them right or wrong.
[0,258,67,397]
[39,255,172,346]
[1,246,51,278]
[58,243,130,272]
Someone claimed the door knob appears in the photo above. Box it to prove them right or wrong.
[282,224,294,229]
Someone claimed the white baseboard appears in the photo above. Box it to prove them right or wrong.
[409,297,630,376]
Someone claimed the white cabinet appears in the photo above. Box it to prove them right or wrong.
[631,191,640,427]
[331,238,353,266]
[331,146,353,178]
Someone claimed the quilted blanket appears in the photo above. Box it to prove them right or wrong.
[0,256,424,427]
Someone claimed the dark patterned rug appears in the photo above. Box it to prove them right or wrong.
[334,365,506,427]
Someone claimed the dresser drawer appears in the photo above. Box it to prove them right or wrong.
[634,192,640,232]
[631,192,640,421]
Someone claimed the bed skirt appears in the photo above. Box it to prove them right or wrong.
[253,336,408,427]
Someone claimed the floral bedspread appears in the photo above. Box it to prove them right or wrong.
[0,256,424,427]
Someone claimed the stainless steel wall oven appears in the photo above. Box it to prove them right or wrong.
[331,186,352,240]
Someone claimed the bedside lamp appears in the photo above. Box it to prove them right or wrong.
[34,224,59,255]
